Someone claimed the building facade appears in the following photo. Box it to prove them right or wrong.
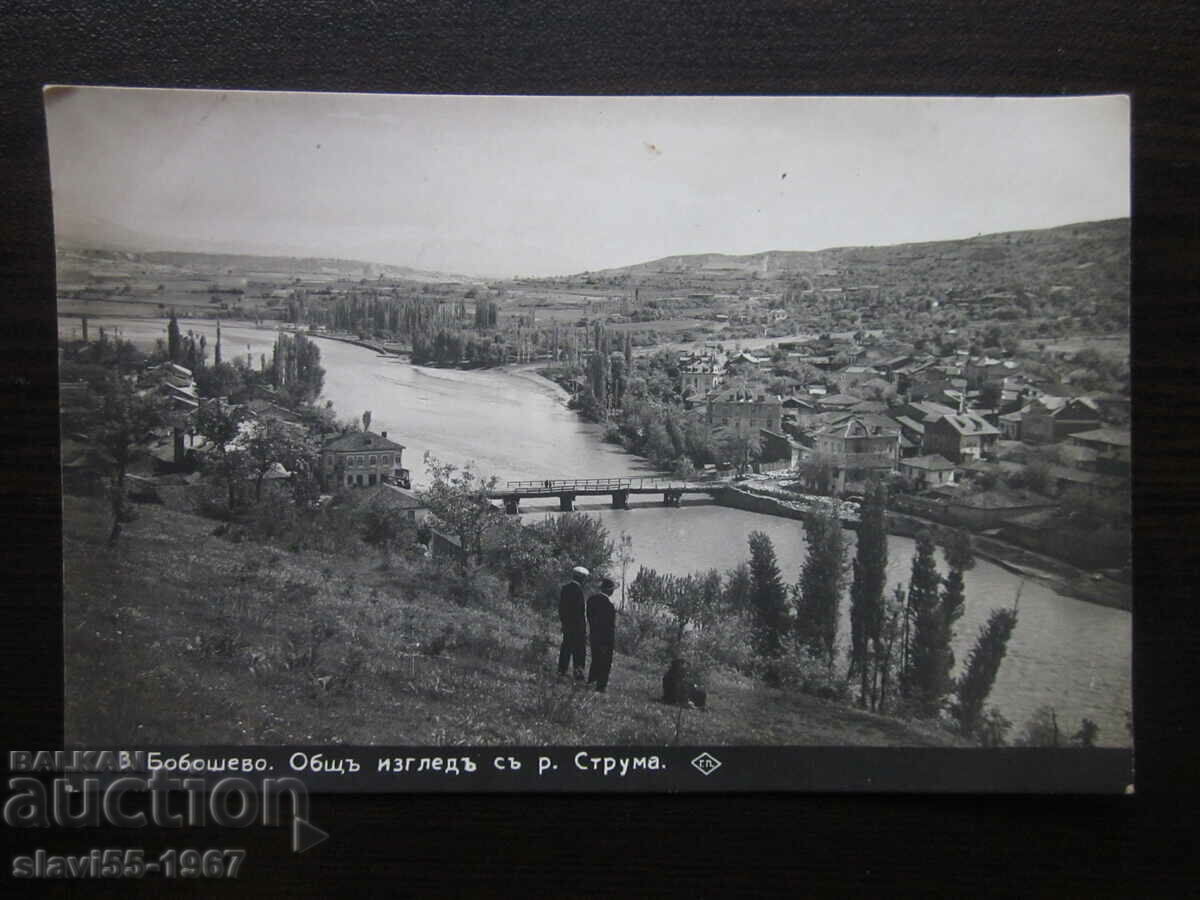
[322,430,408,489]
[923,413,1000,464]
[1019,396,1102,444]
[810,415,900,493]
[707,390,782,436]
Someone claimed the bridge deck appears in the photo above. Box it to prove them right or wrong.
[490,477,715,498]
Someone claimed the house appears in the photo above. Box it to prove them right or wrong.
[1067,427,1131,476]
[679,361,724,397]
[923,413,1000,464]
[780,395,820,434]
[816,392,860,412]
[1020,396,1102,444]
[876,355,914,380]
[707,389,782,436]
[354,482,432,525]
[809,415,900,493]
[998,409,1024,440]
[898,454,959,489]
[964,356,1020,389]
[322,429,409,489]
[893,400,956,426]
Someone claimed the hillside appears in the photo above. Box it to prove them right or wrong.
[63,497,962,748]
[576,219,1129,296]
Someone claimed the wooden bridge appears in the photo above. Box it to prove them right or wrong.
[490,477,718,514]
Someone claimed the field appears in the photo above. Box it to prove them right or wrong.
[63,497,962,748]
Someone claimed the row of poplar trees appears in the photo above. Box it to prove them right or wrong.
[744,480,1020,741]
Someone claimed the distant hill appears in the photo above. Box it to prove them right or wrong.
[54,213,483,283]
[573,219,1130,294]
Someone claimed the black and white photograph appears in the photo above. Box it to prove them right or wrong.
[50,88,1131,756]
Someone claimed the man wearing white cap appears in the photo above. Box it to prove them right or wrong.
[558,565,589,680]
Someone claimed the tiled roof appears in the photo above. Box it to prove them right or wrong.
[1069,427,1131,448]
[322,430,407,452]
[929,413,1000,437]
[901,454,957,471]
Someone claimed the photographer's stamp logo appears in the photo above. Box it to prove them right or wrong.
[690,753,722,776]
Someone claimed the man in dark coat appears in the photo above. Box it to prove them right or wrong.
[586,577,617,692]
[558,565,588,680]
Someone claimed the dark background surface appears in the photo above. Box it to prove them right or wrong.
[1,1,1197,894]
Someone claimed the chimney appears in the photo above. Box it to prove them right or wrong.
[381,431,387,440]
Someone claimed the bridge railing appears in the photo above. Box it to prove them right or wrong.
[500,477,698,493]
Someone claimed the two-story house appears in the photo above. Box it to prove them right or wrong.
[923,413,1000,464]
[1019,396,1102,444]
[322,430,409,489]
[706,390,782,436]
[810,415,900,493]
[1067,427,1131,477]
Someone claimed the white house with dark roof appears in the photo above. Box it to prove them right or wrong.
[322,429,408,489]
[898,454,959,489]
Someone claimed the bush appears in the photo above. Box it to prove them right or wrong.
[765,637,851,702]
[685,611,759,678]
[615,600,667,659]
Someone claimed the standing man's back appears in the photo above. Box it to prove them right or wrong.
[586,578,617,693]
[558,566,588,680]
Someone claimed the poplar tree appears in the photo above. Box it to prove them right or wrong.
[167,310,181,363]
[796,508,848,672]
[849,480,888,706]
[952,606,1019,739]
[902,528,949,716]
[747,531,788,658]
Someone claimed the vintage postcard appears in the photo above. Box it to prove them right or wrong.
[49,89,1130,786]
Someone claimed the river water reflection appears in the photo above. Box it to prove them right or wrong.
[73,317,1132,746]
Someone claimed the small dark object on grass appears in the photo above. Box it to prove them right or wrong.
[662,658,707,709]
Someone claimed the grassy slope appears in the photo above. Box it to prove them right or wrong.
[63,497,962,748]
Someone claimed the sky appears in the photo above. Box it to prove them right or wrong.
[45,88,1130,278]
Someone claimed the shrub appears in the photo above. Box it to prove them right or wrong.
[767,637,851,702]
[520,633,555,671]
[529,678,597,727]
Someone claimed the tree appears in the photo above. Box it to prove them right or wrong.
[938,528,975,676]
[715,426,761,475]
[242,417,319,503]
[796,508,848,672]
[359,503,415,568]
[483,516,555,599]
[798,452,836,495]
[616,531,635,610]
[194,399,250,514]
[92,378,166,545]
[167,311,181,363]
[849,480,888,707]
[362,410,372,432]
[901,529,950,716]
[527,512,614,577]
[951,606,1019,739]
[747,531,789,657]
[1016,705,1062,747]
[1071,718,1100,748]
[416,453,501,572]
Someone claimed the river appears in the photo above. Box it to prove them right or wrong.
[68,317,1133,746]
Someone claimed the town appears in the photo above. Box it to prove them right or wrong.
[56,215,1130,751]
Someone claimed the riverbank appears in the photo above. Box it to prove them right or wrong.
[716,484,1131,612]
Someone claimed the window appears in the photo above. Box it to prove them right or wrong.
[368,474,377,486]
[369,455,377,466]
[381,454,390,465]
[346,475,353,486]
[356,474,364,486]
